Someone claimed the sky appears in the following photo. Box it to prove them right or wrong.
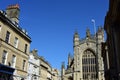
[0,0,109,70]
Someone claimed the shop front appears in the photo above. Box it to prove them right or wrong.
[0,63,15,80]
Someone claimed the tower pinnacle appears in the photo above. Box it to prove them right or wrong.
[73,31,80,47]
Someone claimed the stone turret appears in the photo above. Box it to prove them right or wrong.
[6,4,20,24]
[73,31,80,47]
[68,53,72,68]
[86,28,91,39]
[97,27,104,43]
[61,62,65,79]
[31,49,38,54]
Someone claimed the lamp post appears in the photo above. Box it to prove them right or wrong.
[91,19,99,80]
[91,19,96,35]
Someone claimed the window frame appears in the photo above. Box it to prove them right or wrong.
[2,50,8,64]
[0,25,2,32]
[22,60,26,70]
[11,55,16,68]
[24,44,28,53]
[5,31,11,43]
[14,37,19,48]
[82,50,97,79]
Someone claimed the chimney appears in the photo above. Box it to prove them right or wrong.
[6,4,20,24]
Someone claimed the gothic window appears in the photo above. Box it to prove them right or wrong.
[82,49,97,80]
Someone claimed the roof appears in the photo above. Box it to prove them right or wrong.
[0,10,31,42]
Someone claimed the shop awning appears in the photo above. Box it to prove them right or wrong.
[0,63,15,74]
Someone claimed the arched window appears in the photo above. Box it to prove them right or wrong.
[82,49,97,80]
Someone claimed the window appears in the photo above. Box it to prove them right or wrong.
[22,60,26,70]
[82,50,97,79]
[11,55,16,68]
[21,78,24,80]
[2,50,7,64]
[5,31,10,43]
[24,44,28,53]
[0,25,2,32]
[14,37,19,48]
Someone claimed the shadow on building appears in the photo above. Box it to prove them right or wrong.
[0,63,15,80]
[103,0,120,80]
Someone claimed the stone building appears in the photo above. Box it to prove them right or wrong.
[39,56,52,80]
[0,4,59,80]
[0,4,31,80]
[52,68,60,80]
[28,49,40,80]
[61,28,105,80]
[28,49,60,80]
[0,63,15,80]
[103,0,120,80]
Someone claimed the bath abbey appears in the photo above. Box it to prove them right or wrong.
[1,0,120,80]
[61,28,105,80]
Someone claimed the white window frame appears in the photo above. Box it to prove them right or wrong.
[2,50,8,65]
[11,55,16,68]
[14,37,19,48]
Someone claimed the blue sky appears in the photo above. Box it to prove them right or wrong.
[0,0,109,70]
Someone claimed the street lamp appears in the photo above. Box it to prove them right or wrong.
[91,19,96,35]
[91,19,99,80]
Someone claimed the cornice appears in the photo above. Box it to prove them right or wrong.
[0,11,31,43]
